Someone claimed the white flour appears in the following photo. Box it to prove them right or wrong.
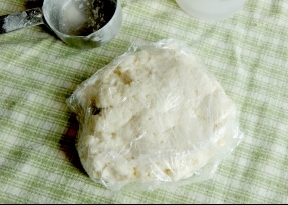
[2,9,43,33]
[58,0,116,36]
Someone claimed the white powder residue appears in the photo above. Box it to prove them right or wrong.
[3,11,28,32]
[2,9,43,33]
[58,0,116,36]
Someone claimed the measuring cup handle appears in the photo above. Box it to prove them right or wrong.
[0,8,44,34]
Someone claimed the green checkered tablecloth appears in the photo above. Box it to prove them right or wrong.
[1,0,287,203]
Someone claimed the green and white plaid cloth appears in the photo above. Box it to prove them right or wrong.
[1,0,287,203]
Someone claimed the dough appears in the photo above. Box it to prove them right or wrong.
[67,39,241,190]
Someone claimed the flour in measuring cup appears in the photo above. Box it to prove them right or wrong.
[58,0,116,36]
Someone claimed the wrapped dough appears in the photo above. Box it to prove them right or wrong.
[67,39,244,191]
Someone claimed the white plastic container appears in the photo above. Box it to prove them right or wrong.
[176,0,246,21]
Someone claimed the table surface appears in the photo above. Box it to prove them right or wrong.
[1,0,287,203]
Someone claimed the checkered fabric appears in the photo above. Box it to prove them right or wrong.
[1,0,287,203]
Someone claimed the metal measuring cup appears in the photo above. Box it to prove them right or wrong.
[0,0,122,49]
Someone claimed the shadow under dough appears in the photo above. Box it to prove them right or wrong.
[59,113,87,176]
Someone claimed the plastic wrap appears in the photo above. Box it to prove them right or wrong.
[67,39,244,191]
